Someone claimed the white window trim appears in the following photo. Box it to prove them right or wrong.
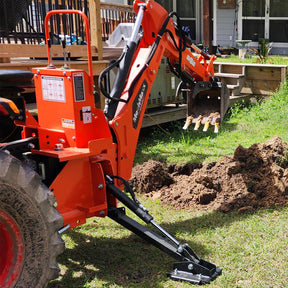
[173,0,201,43]
[212,0,217,46]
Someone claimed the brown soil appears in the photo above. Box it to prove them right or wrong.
[130,136,288,213]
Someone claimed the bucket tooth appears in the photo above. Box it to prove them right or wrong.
[203,116,212,132]
[214,118,220,133]
[194,115,203,131]
[185,80,229,133]
[183,115,194,130]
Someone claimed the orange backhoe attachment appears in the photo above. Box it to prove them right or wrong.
[0,1,225,286]
[102,0,229,135]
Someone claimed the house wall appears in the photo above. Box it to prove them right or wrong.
[215,8,237,48]
[103,0,288,55]
[270,47,288,56]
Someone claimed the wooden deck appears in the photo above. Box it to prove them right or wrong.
[214,62,288,96]
[0,57,109,75]
[2,59,287,127]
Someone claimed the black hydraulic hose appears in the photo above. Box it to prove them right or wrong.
[167,58,181,78]
[127,14,172,99]
[104,40,138,120]
[109,175,139,204]
[106,181,153,224]
[98,52,126,102]
[175,81,186,99]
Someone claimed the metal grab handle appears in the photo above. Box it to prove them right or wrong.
[44,10,93,80]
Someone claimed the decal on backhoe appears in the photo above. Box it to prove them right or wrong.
[41,76,66,102]
[186,55,196,67]
[81,106,92,124]
[73,73,85,102]
[61,118,75,129]
[132,80,148,129]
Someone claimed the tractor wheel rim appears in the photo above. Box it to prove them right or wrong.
[0,210,24,287]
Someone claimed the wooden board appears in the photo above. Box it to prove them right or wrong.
[0,58,108,76]
[142,105,186,128]
[245,66,282,80]
[215,62,287,95]
[0,44,98,58]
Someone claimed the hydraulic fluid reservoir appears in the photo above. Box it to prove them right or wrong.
[33,67,99,149]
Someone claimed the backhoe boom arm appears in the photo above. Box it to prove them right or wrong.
[101,0,229,182]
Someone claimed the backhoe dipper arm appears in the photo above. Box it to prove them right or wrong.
[99,0,225,182]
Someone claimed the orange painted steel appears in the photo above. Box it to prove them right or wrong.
[108,0,217,182]
[25,10,117,228]
[19,2,218,229]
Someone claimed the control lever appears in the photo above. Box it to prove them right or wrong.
[61,39,69,69]
[47,39,55,68]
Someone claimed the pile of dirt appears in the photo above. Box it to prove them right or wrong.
[130,136,288,213]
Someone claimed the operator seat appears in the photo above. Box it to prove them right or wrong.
[0,70,34,142]
[0,69,34,89]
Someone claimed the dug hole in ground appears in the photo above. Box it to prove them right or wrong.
[130,136,288,213]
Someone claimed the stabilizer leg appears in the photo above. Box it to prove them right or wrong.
[106,181,222,284]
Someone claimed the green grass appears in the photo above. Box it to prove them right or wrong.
[49,204,288,288]
[215,54,288,65]
[48,83,288,287]
[134,82,288,165]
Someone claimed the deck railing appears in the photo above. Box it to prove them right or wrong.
[0,0,135,60]
[0,0,89,44]
[100,3,135,41]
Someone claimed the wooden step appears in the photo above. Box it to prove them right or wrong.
[214,72,245,78]
[227,84,241,97]
[215,72,245,95]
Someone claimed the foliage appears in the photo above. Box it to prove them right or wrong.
[250,38,273,64]
[215,44,288,65]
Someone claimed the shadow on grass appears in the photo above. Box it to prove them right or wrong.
[48,209,250,288]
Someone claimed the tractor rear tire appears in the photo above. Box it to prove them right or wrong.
[0,150,65,287]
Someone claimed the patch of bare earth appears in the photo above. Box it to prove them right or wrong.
[130,136,288,213]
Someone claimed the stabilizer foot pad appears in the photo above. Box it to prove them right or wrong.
[168,261,222,284]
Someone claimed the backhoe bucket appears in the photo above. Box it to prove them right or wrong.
[183,80,229,132]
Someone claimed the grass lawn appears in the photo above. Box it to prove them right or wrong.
[48,81,288,288]
[215,54,288,65]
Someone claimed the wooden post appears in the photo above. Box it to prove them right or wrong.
[89,0,103,60]
[203,0,212,53]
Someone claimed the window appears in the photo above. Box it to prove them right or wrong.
[243,20,264,41]
[270,0,288,17]
[242,0,265,17]
[269,20,288,42]
[155,0,173,12]
[177,1,195,18]
[240,0,288,45]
